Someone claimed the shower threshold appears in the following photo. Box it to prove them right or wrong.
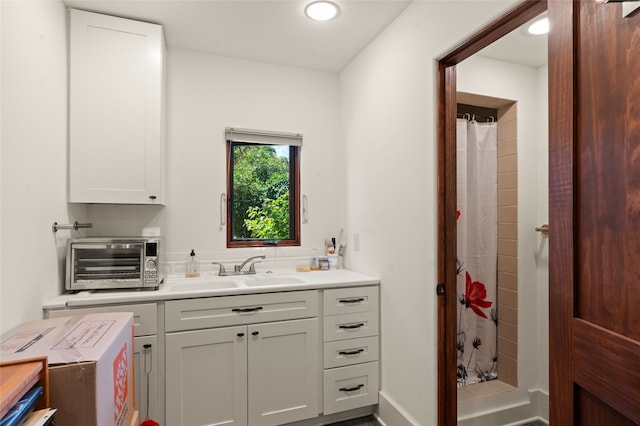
[457,379,516,402]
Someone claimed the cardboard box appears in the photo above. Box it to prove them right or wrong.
[0,312,135,426]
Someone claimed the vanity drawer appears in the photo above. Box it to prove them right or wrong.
[323,286,378,316]
[323,311,378,342]
[46,302,158,336]
[165,290,319,332]
[323,336,379,369]
[323,361,379,415]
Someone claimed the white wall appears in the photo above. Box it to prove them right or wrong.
[455,55,549,417]
[0,0,84,334]
[338,2,520,424]
[86,50,345,266]
[0,2,548,424]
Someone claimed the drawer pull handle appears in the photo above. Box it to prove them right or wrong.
[338,349,364,356]
[251,331,260,336]
[232,307,263,313]
[237,333,245,337]
[339,323,365,330]
[338,298,364,304]
[339,384,364,392]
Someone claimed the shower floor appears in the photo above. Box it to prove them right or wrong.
[457,379,515,402]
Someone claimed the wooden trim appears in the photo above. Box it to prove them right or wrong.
[438,0,548,66]
[547,0,575,424]
[226,142,301,248]
[437,61,457,426]
[436,1,548,424]
[227,141,233,245]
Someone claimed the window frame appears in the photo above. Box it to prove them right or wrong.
[226,139,301,248]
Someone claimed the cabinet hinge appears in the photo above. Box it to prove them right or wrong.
[436,283,445,296]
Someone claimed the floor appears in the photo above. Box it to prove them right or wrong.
[327,415,547,426]
[328,415,380,426]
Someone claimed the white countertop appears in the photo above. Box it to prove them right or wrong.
[43,269,380,309]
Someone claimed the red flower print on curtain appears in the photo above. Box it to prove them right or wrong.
[465,271,492,318]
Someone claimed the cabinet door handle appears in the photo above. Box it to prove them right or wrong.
[338,298,365,304]
[338,323,364,330]
[237,332,245,337]
[149,195,157,200]
[232,307,263,313]
[338,348,364,356]
[339,384,364,392]
[251,331,259,336]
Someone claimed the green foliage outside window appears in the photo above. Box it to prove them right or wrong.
[231,144,291,240]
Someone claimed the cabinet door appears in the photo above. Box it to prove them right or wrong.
[69,9,164,204]
[166,326,247,426]
[134,335,160,424]
[248,318,319,426]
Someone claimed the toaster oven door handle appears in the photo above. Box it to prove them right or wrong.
[72,243,144,249]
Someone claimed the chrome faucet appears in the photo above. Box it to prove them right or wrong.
[212,255,266,276]
[235,255,266,273]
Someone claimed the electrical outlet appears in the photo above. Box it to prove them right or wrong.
[353,233,360,252]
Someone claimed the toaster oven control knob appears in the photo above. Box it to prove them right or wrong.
[145,259,157,270]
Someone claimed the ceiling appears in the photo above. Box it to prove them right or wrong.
[62,0,412,72]
[476,12,548,68]
[61,0,547,73]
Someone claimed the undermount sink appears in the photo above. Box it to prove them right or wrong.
[169,280,242,292]
[242,275,306,286]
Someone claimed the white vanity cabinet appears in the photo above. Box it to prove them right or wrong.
[44,303,162,424]
[322,286,380,415]
[164,291,320,426]
[69,9,165,204]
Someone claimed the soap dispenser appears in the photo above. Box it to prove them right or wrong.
[186,249,200,278]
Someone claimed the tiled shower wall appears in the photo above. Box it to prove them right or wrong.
[496,102,518,387]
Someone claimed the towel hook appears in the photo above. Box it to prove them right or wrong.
[535,224,549,235]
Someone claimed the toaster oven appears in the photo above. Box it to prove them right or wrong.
[66,237,162,291]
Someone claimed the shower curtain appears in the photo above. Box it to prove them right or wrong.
[456,117,498,386]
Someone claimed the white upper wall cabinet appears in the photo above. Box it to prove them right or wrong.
[69,9,165,204]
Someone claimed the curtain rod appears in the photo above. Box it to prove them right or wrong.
[456,112,496,123]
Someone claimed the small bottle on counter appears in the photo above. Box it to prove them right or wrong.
[310,249,320,271]
[186,249,200,278]
[319,257,329,270]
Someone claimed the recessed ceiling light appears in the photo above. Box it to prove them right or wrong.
[305,1,340,22]
[526,17,549,35]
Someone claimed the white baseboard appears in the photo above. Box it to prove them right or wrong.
[377,391,417,426]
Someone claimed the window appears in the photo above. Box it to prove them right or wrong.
[226,128,301,248]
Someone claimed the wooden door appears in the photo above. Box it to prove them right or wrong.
[548,1,640,424]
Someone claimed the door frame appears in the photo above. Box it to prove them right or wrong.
[435,1,548,424]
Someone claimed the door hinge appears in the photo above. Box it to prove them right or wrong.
[436,283,445,296]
